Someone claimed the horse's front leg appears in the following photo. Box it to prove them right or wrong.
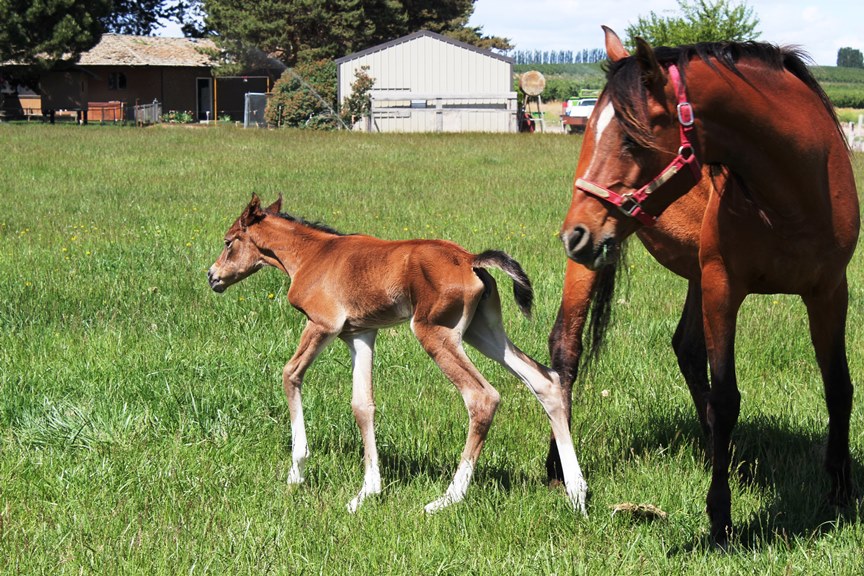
[700,263,744,547]
[284,321,338,485]
[547,260,597,483]
[342,330,382,513]
[803,277,856,504]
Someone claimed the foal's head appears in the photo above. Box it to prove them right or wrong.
[207,194,282,293]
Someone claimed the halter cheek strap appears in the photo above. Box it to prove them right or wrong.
[574,63,702,226]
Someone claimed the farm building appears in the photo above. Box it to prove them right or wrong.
[336,30,517,133]
[2,34,282,123]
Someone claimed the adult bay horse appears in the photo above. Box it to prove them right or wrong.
[208,194,588,515]
[558,27,859,544]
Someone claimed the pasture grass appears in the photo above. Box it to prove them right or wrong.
[2,124,864,574]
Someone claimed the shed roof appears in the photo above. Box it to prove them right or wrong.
[335,30,514,66]
[76,34,218,67]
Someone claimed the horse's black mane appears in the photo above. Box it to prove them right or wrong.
[274,211,351,236]
[603,40,844,149]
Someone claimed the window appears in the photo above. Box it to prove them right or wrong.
[108,72,127,90]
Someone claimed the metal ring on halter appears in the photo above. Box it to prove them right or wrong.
[678,145,694,159]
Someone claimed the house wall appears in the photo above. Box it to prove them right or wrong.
[40,70,89,110]
[86,66,206,113]
[40,66,208,117]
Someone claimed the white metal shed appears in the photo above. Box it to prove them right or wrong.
[336,30,517,133]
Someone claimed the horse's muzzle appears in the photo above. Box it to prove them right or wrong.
[561,225,616,270]
[207,268,227,293]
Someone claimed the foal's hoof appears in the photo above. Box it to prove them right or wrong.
[424,493,460,514]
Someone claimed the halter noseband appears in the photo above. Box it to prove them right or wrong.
[574,64,702,226]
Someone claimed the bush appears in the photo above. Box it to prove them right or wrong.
[162,110,194,123]
[265,60,341,129]
[341,65,375,125]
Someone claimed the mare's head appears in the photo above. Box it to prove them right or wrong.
[560,27,702,269]
[207,194,282,293]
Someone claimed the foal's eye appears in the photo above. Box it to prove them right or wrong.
[224,239,233,249]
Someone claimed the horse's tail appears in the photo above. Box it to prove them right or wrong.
[473,250,533,318]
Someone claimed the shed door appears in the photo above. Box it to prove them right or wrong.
[197,78,212,121]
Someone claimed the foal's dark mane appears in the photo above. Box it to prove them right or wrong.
[603,41,845,150]
[273,211,351,236]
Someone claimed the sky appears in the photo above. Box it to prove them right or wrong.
[155,1,864,67]
[467,0,864,66]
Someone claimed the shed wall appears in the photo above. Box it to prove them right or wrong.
[338,35,516,133]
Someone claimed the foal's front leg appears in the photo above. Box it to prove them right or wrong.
[284,322,337,485]
[343,330,382,513]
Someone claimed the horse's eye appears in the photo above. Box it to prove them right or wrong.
[225,239,233,249]
[622,133,640,151]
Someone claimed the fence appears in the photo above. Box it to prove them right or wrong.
[133,101,162,126]
[244,93,271,128]
[368,93,517,133]
[844,115,864,152]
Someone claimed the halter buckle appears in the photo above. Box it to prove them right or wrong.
[677,102,695,126]
[618,195,643,217]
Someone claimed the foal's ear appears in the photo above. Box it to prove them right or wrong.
[264,194,283,214]
[634,37,664,87]
[603,26,630,62]
[240,193,266,228]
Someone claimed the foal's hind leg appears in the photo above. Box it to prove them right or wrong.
[412,320,501,514]
[467,287,588,514]
[803,278,856,504]
[284,322,337,484]
[342,330,383,513]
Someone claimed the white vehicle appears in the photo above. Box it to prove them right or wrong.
[561,97,597,133]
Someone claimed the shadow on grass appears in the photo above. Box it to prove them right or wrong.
[628,410,862,552]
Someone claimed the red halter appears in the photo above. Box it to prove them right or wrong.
[574,64,702,226]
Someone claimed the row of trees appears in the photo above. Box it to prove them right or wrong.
[511,49,607,65]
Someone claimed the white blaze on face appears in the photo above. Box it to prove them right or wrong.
[595,102,615,146]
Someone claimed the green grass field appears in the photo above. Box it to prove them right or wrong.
[2,124,864,574]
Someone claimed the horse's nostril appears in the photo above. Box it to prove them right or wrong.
[564,225,592,260]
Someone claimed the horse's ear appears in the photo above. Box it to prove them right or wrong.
[264,194,283,214]
[240,193,266,228]
[603,26,630,62]
[634,37,664,86]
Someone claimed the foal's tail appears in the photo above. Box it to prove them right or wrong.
[473,250,534,318]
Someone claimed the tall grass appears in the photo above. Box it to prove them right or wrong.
[1,124,863,574]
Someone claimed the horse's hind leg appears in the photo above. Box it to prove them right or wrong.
[803,278,856,504]
[412,320,500,514]
[467,285,588,514]
[342,330,383,513]
[284,322,337,484]
[673,280,710,437]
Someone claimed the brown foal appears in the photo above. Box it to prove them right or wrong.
[208,194,587,514]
